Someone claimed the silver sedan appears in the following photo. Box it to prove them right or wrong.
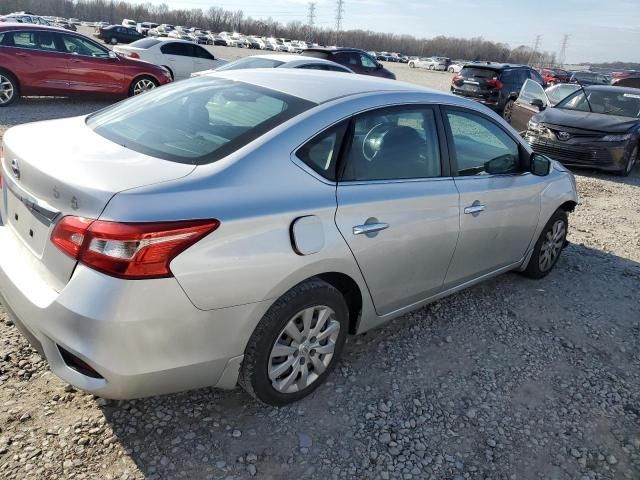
[0,70,578,405]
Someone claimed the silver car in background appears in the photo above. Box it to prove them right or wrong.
[0,70,577,405]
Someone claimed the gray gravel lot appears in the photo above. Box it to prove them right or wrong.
[1,33,639,480]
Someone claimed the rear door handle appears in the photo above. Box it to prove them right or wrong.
[464,204,486,215]
[352,222,389,235]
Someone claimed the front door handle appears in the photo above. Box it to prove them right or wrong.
[352,222,389,236]
[464,204,486,215]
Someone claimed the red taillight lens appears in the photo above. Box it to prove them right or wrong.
[51,217,220,279]
[129,52,140,59]
[452,75,462,84]
[486,78,503,90]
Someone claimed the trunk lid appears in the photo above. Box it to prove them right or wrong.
[1,116,196,288]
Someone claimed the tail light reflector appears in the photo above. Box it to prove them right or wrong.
[51,217,219,279]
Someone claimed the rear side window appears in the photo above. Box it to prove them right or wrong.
[129,38,161,49]
[297,123,347,181]
[341,107,442,181]
[87,77,315,165]
[160,42,193,56]
[333,52,360,67]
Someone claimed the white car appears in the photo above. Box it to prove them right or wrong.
[408,57,448,71]
[191,54,354,77]
[113,38,227,80]
[448,63,465,73]
[168,30,191,41]
[122,19,136,28]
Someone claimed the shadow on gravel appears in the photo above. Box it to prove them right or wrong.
[93,243,640,480]
[0,97,113,133]
[571,164,640,187]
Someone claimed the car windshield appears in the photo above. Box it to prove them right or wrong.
[556,89,640,118]
[129,38,160,48]
[87,77,315,164]
[217,57,286,71]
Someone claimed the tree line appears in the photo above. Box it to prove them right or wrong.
[1,0,561,65]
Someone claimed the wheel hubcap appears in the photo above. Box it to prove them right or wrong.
[626,147,637,173]
[268,305,340,394]
[539,219,566,272]
[0,75,14,105]
[133,79,156,95]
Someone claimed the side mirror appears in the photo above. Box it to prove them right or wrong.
[376,63,383,70]
[530,98,546,111]
[531,153,551,176]
[484,154,518,175]
[108,50,118,59]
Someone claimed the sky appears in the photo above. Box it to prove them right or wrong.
[145,0,640,64]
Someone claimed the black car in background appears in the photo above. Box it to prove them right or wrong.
[612,72,640,89]
[302,48,396,79]
[522,85,640,176]
[569,71,610,86]
[450,63,545,118]
[95,25,143,44]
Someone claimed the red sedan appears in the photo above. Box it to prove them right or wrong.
[539,68,571,86]
[0,23,172,106]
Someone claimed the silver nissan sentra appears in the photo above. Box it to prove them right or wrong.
[0,70,577,405]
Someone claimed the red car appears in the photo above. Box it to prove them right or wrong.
[539,68,571,86]
[0,23,172,106]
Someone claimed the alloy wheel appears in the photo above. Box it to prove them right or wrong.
[503,101,514,123]
[625,146,638,174]
[133,78,157,95]
[538,219,566,272]
[0,74,14,105]
[268,305,340,394]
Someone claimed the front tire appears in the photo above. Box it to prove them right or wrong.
[0,70,19,107]
[239,279,349,406]
[616,144,638,177]
[523,209,568,279]
[128,76,159,96]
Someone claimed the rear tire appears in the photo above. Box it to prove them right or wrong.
[0,70,19,107]
[238,279,349,406]
[502,99,515,123]
[522,209,568,279]
[616,144,638,177]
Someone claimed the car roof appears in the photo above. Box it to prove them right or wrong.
[303,47,367,54]
[462,62,527,70]
[0,22,67,32]
[247,54,345,65]
[584,85,639,94]
[204,68,458,104]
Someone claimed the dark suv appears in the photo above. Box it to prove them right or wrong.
[302,48,396,80]
[450,63,544,118]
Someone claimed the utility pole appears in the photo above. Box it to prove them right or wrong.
[306,2,316,42]
[333,0,344,46]
[528,34,541,67]
[558,34,569,67]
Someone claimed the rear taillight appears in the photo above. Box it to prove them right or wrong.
[452,75,462,85]
[486,78,504,90]
[129,52,140,59]
[51,217,220,279]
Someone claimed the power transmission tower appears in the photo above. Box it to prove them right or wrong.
[558,34,569,67]
[306,2,316,42]
[333,0,345,46]
[528,34,541,67]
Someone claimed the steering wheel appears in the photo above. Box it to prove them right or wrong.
[363,123,391,161]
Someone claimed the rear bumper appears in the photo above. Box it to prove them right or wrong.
[0,224,270,399]
[450,88,502,110]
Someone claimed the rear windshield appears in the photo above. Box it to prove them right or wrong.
[87,77,315,164]
[216,57,285,71]
[460,67,499,79]
[129,38,161,49]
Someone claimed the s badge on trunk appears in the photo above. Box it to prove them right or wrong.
[10,159,20,179]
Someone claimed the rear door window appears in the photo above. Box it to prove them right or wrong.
[341,107,442,181]
[161,42,192,56]
[333,52,360,68]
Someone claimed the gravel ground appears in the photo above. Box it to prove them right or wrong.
[1,33,640,480]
